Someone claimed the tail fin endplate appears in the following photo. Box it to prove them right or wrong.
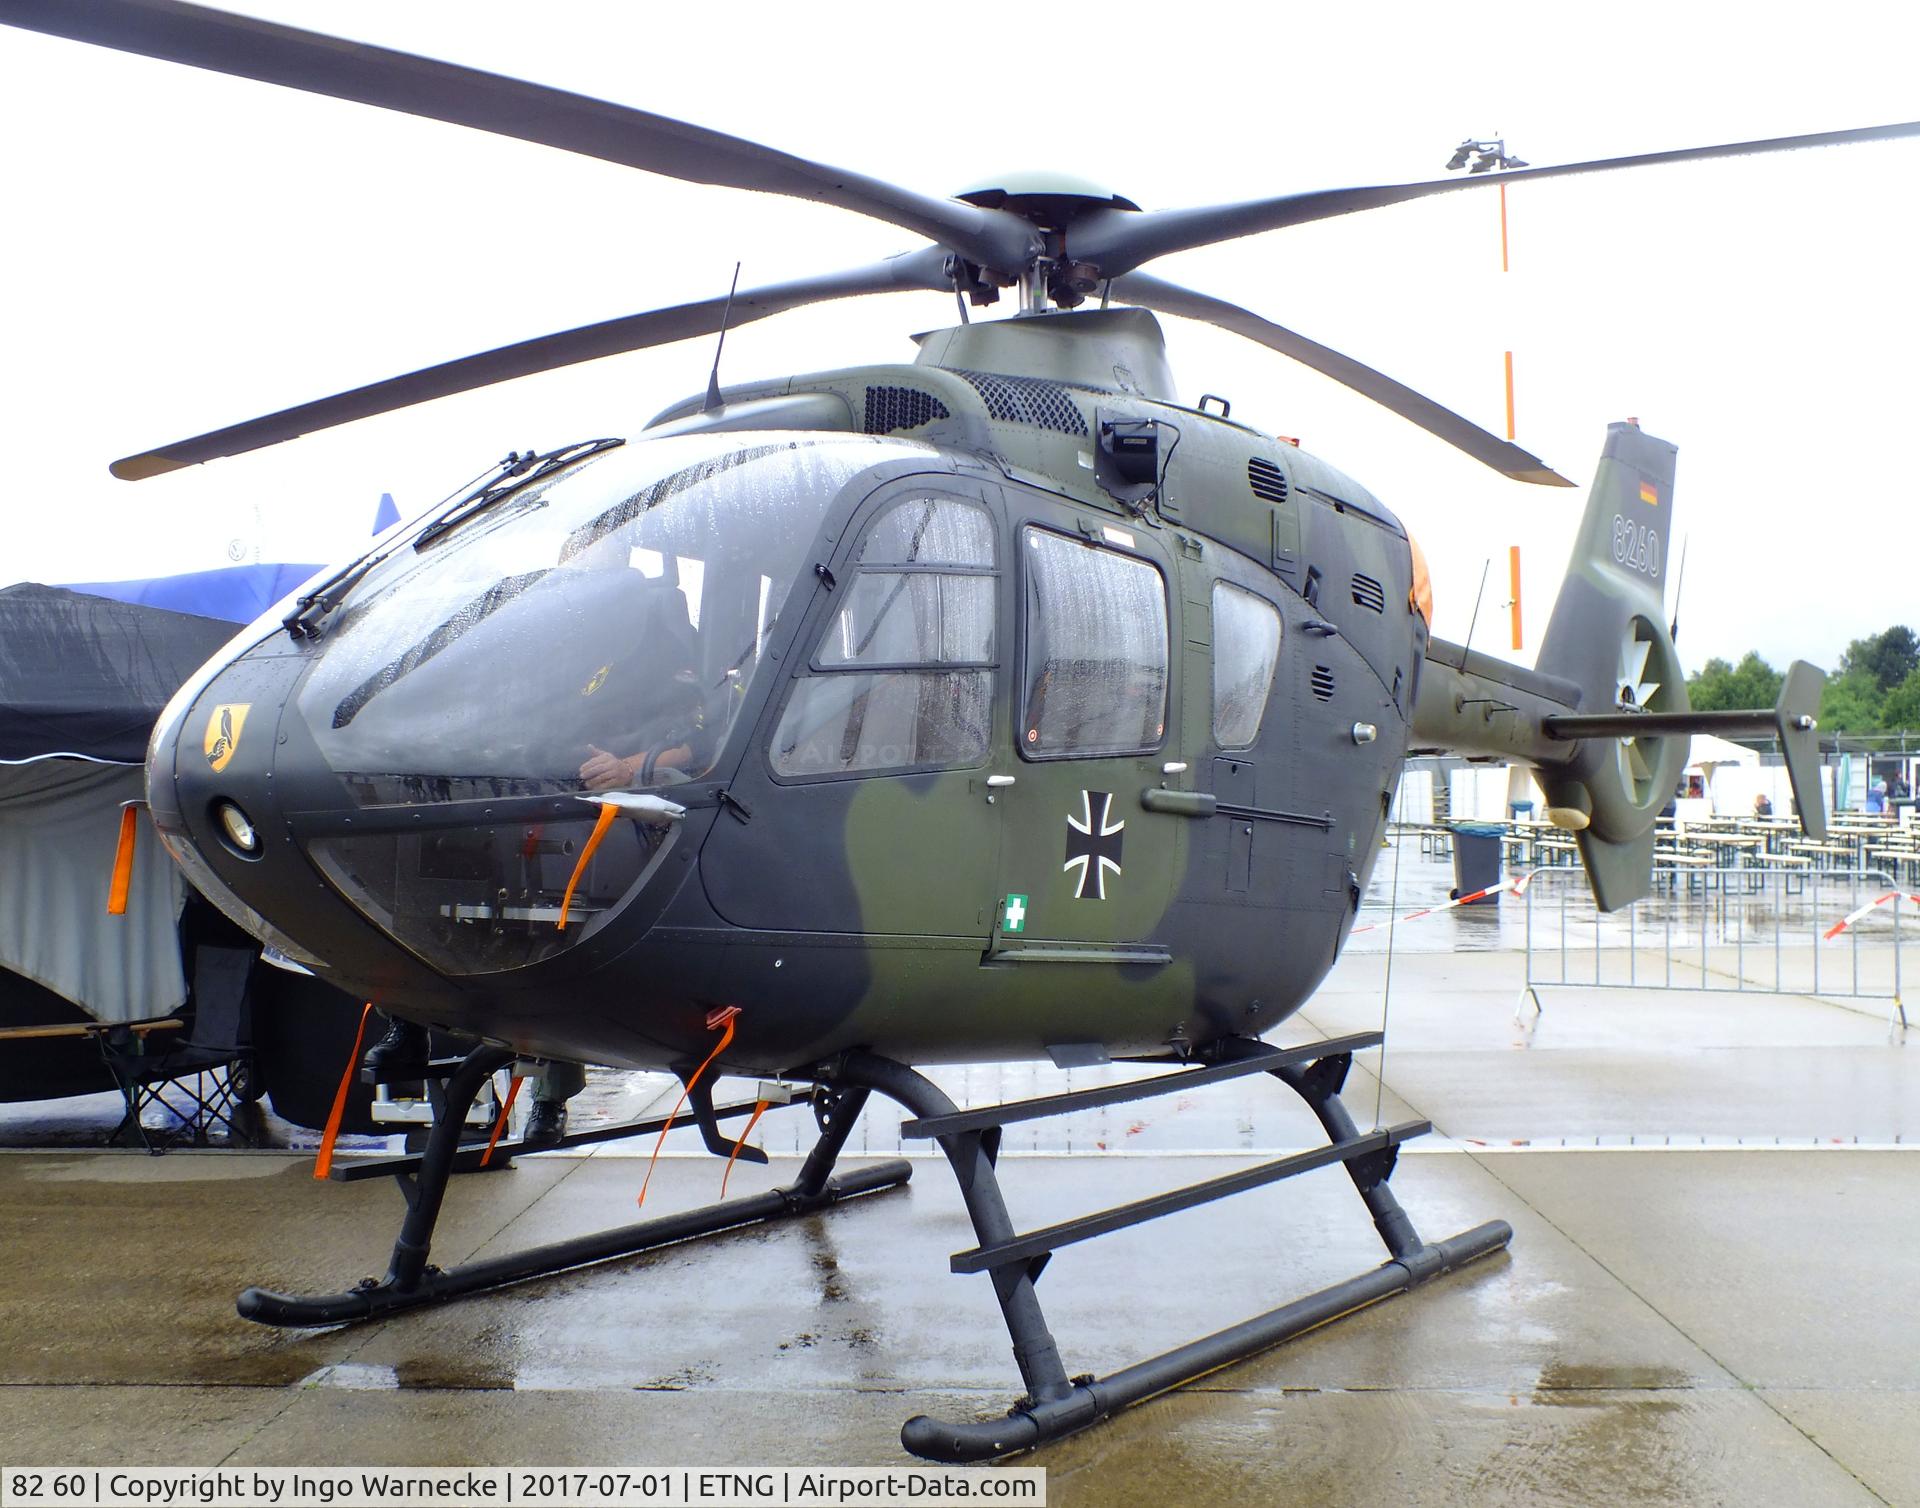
[1533,421,1687,910]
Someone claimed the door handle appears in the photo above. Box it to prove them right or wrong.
[986,775,1017,787]
[1140,788,1217,818]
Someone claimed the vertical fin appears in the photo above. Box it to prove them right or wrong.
[1534,421,1686,911]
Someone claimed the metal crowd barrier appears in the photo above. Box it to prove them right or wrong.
[1520,866,1907,1029]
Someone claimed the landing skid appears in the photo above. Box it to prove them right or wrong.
[836,1037,1511,1461]
[237,1035,1510,1460]
[238,1047,908,1327]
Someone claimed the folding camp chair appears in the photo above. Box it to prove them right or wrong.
[103,944,256,1151]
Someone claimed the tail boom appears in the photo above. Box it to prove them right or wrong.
[1406,422,1827,910]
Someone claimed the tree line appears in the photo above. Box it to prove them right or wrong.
[1687,625,1920,734]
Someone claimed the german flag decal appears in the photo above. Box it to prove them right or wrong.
[1638,480,1659,507]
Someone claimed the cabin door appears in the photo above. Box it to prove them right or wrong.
[987,500,1181,958]
[700,477,1005,937]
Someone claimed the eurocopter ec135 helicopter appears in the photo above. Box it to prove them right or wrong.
[7,0,1895,1461]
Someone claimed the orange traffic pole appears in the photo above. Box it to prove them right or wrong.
[107,805,138,915]
[1508,545,1523,651]
[1500,181,1516,442]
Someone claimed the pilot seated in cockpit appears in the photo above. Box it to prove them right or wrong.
[577,662,718,791]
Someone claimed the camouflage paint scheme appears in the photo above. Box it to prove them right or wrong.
[148,311,1693,1078]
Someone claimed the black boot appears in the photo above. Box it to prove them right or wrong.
[522,1097,568,1149]
[362,1016,430,1079]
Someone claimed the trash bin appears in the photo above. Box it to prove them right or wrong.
[1447,821,1504,903]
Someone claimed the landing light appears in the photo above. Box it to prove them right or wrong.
[215,800,260,856]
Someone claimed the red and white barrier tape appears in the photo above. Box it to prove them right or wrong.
[1352,870,1535,935]
[1356,866,1912,943]
[1822,890,1920,941]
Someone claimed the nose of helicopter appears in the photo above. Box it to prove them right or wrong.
[141,431,907,1019]
[146,640,389,982]
[145,623,687,1003]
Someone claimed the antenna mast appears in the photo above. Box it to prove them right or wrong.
[1668,534,1689,643]
[703,262,743,414]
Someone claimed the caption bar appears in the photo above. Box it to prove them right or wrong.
[2,1470,1043,1508]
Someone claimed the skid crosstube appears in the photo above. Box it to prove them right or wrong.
[834,1038,1513,1463]
[325,1091,780,1183]
[237,1032,1509,1462]
[237,1048,908,1328]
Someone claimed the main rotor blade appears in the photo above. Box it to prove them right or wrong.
[0,0,1037,274]
[1112,272,1573,487]
[1076,119,1920,273]
[110,248,954,479]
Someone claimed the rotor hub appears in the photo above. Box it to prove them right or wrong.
[954,171,1142,227]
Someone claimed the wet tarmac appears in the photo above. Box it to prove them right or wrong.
[2,846,1915,1504]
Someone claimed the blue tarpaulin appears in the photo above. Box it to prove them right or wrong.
[57,491,397,626]
[59,561,323,626]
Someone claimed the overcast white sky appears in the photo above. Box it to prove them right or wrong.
[3,1,1915,675]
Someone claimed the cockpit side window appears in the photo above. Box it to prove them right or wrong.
[1212,581,1282,749]
[771,496,997,777]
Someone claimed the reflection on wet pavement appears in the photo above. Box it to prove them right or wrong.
[1,836,1914,1502]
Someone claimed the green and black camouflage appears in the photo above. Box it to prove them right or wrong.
[146,311,1825,1077]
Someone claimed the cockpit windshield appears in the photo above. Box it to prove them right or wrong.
[295,432,929,802]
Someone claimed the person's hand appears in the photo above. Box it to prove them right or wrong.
[580,744,634,790]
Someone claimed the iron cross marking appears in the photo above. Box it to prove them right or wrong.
[1064,790,1125,900]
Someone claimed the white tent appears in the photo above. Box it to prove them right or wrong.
[1687,733,1762,770]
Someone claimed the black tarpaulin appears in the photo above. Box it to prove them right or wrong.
[0,584,236,763]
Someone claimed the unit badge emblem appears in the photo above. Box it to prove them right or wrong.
[203,703,251,773]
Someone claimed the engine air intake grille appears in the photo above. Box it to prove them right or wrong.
[1311,665,1336,701]
[954,370,1087,435]
[1247,456,1290,503]
[1351,573,1386,613]
[864,385,950,433]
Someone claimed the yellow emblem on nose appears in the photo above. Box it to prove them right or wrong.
[204,703,251,773]
[582,664,611,696]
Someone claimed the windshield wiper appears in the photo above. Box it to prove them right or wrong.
[282,437,623,640]
[283,448,528,640]
[413,437,624,552]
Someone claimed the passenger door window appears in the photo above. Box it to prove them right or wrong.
[1019,527,1168,758]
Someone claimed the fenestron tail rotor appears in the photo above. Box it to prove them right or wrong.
[1613,617,1669,805]
[1412,422,1829,913]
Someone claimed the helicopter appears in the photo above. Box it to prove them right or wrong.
[2,0,1892,1463]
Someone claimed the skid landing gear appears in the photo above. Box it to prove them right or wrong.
[832,1034,1512,1462]
[237,1046,909,1327]
[238,1034,1508,1463]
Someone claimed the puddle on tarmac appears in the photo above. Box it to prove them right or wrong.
[1532,1360,1692,1408]
[1535,1361,1694,1391]
[390,1355,517,1391]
